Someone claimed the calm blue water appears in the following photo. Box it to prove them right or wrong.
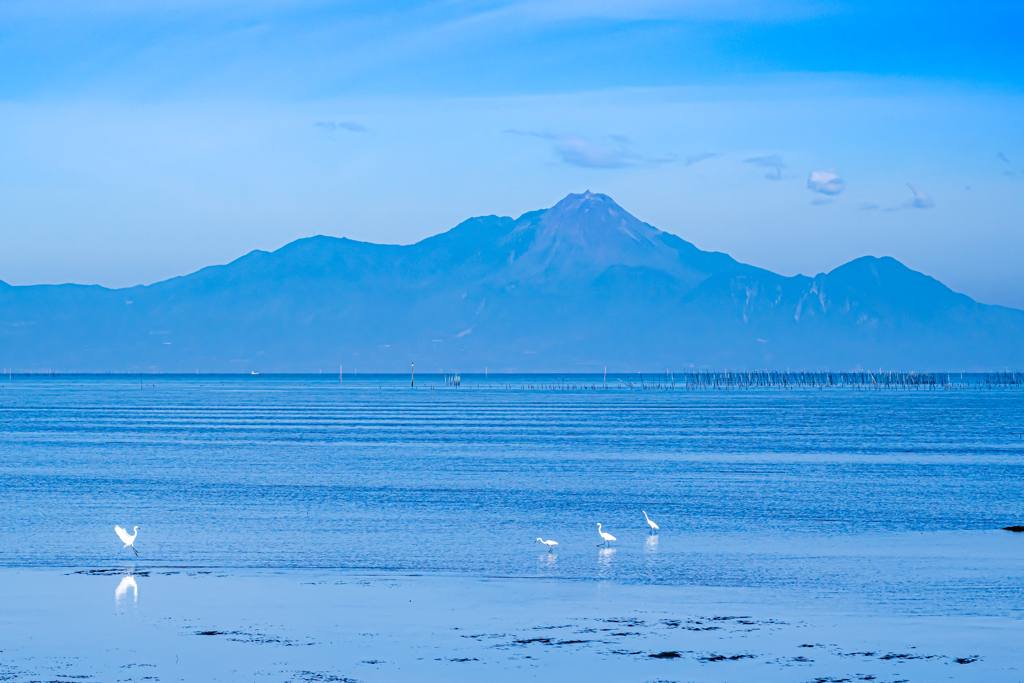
[1,374,1022,611]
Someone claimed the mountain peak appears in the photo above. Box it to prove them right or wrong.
[490,192,687,285]
[544,191,663,249]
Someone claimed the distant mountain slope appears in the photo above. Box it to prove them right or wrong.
[1,192,1021,372]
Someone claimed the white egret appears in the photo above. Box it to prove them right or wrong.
[642,510,660,534]
[596,523,616,546]
[115,525,139,556]
[535,538,558,552]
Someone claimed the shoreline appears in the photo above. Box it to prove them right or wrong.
[2,567,1020,682]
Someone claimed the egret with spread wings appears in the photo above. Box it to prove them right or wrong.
[115,525,139,556]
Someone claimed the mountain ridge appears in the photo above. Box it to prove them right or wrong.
[1,191,1021,372]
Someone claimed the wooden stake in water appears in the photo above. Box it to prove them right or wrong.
[411,362,415,387]
[340,364,343,384]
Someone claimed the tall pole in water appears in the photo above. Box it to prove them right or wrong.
[340,364,343,384]
[411,362,414,387]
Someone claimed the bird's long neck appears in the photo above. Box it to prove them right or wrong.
[131,527,138,541]
[643,511,650,522]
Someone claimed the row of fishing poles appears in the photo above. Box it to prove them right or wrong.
[441,371,1024,391]
[639,370,1024,390]
[5,369,1023,391]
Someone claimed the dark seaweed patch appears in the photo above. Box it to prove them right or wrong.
[649,651,682,659]
[290,673,357,683]
[878,652,936,661]
[510,637,590,646]
[73,569,150,578]
[194,629,313,646]
[512,637,553,645]
[699,653,755,662]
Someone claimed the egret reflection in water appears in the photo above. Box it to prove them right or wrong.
[645,534,659,552]
[115,573,138,605]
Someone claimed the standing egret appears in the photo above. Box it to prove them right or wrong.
[115,525,139,556]
[596,523,616,546]
[642,510,660,534]
[535,538,558,552]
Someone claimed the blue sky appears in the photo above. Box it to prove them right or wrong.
[1,0,1023,307]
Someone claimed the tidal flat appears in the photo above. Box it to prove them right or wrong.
[2,567,1020,682]
[1,374,1022,681]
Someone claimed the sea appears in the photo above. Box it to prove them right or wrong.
[1,373,1021,608]
[2,373,1023,682]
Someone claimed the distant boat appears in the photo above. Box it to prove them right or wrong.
[251,371,258,375]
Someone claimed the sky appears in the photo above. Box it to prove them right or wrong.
[1,0,1023,308]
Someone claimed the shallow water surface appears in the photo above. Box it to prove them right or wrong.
[2,569,1020,683]
[1,374,1022,616]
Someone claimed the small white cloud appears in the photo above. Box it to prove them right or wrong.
[744,154,785,180]
[455,327,473,338]
[903,183,935,209]
[685,152,719,167]
[807,169,845,195]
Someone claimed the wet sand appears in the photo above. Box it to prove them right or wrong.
[1,566,1019,682]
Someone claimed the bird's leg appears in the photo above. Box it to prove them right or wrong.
[132,546,138,556]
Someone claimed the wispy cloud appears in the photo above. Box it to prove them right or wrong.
[807,169,844,195]
[744,154,785,180]
[507,129,669,169]
[996,151,1018,177]
[444,0,831,28]
[902,183,934,209]
[870,184,936,212]
[315,120,367,133]
[685,151,719,167]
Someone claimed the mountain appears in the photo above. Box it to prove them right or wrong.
[1,191,1022,372]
